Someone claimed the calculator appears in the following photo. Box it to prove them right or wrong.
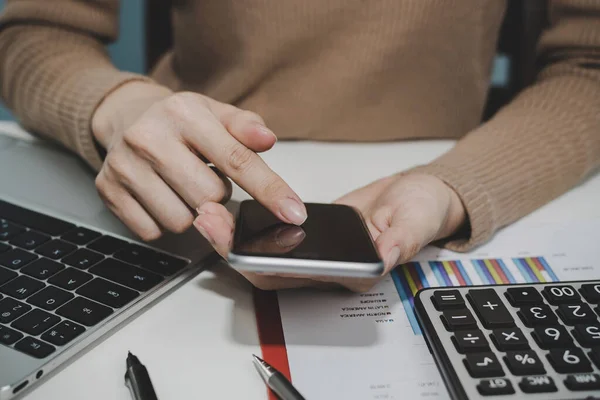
[414,281,600,399]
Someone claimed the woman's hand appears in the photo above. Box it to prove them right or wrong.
[91,82,307,242]
[232,172,467,292]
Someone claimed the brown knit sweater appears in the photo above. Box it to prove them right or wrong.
[0,0,599,251]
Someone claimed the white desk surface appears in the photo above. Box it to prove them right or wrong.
[0,121,598,400]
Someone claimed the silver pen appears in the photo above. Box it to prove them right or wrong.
[252,355,306,400]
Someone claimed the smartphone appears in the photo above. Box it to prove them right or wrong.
[228,200,384,277]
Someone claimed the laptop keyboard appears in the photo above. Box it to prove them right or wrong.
[0,200,189,359]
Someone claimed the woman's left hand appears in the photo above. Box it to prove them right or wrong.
[197,172,467,292]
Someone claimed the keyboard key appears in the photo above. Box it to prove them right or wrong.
[35,239,76,260]
[564,373,600,391]
[467,289,514,329]
[519,376,557,393]
[505,287,543,306]
[87,236,128,255]
[0,248,37,270]
[547,348,592,373]
[452,330,489,353]
[557,303,597,325]
[14,336,55,358]
[504,350,545,375]
[90,258,163,292]
[63,248,103,269]
[589,347,600,369]
[441,309,477,331]
[77,278,139,308]
[12,308,60,335]
[21,258,64,280]
[573,324,600,347]
[464,353,504,378]
[432,290,464,310]
[56,297,113,326]
[580,283,600,304]
[48,268,92,290]
[27,286,74,310]
[0,325,23,345]
[477,378,514,396]
[532,325,574,349]
[9,230,50,250]
[114,244,153,266]
[518,304,558,327]
[0,219,24,240]
[0,275,44,299]
[144,253,188,276]
[0,266,17,286]
[0,297,31,323]
[542,285,580,305]
[491,327,529,351]
[0,200,75,235]
[61,227,101,245]
[41,320,85,346]
[0,242,9,253]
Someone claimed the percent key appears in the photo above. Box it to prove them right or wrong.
[504,351,546,375]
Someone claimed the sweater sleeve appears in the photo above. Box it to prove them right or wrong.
[0,0,152,170]
[410,0,600,251]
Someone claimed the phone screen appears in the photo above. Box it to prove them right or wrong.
[231,201,381,262]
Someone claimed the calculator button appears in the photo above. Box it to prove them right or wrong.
[41,320,85,346]
[519,376,557,393]
[0,297,32,323]
[504,350,545,376]
[21,258,64,280]
[0,248,37,270]
[573,324,600,347]
[564,373,600,391]
[0,325,23,345]
[542,285,580,305]
[491,327,529,351]
[505,287,543,306]
[452,330,489,353]
[432,290,464,310]
[532,325,574,349]
[557,303,597,325]
[580,283,600,304]
[14,336,55,358]
[441,309,477,331]
[476,378,514,396]
[464,353,504,378]
[518,304,558,327]
[467,289,514,329]
[547,348,592,373]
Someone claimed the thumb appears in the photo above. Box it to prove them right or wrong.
[205,97,276,153]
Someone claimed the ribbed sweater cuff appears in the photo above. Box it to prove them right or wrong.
[405,163,495,252]
[70,69,152,171]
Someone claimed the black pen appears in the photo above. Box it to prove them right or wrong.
[252,354,306,400]
[125,352,159,400]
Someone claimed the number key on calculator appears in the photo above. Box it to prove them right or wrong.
[415,281,600,399]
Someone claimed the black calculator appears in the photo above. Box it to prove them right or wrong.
[414,281,600,399]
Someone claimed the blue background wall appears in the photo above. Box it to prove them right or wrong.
[0,0,146,120]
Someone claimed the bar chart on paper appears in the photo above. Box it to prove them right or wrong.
[392,257,559,335]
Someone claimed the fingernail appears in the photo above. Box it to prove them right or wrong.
[278,198,308,225]
[194,218,215,245]
[386,247,401,269]
[256,124,277,141]
[275,226,306,248]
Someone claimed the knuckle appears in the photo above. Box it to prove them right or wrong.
[163,92,205,120]
[123,127,157,161]
[260,177,287,199]
[225,143,255,173]
[105,153,134,183]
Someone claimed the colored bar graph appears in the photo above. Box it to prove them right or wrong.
[395,257,558,335]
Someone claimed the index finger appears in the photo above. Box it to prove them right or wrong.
[182,105,307,225]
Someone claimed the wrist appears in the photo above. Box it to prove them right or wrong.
[437,179,467,240]
[91,81,173,148]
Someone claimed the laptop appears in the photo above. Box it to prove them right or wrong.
[0,131,218,399]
